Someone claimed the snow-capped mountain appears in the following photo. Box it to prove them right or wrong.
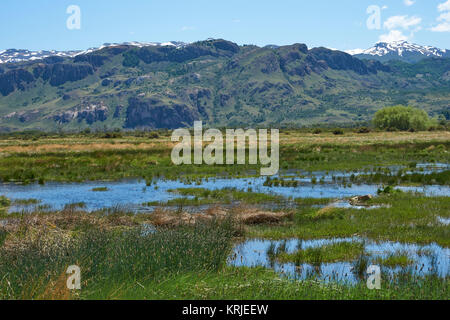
[0,41,188,64]
[347,41,450,63]
[0,49,83,64]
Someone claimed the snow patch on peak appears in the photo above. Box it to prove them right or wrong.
[347,41,449,60]
[0,41,189,64]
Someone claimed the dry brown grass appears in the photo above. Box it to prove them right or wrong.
[0,142,167,154]
[0,209,137,252]
[280,131,450,146]
[0,131,447,154]
[147,206,291,227]
[38,271,75,300]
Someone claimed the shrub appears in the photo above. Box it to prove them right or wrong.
[373,105,434,131]
[357,127,371,134]
[312,128,322,134]
[333,129,344,135]
[0,196,10,207]
[149,132,159,139]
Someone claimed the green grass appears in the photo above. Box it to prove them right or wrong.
[0,203,448,300]
[0,133,448,300]
[11,198,41,205]
[0,219,236,300]
[81,267,449,300]
[374,253,414,268]
[0,195,10,207]
[145,187,288,206]
[247,193,450,246]
[0,230,6,247]
[0,134,448,183]
[275,242,365,266]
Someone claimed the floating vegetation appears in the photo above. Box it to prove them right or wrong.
[92,187,109,192]
[275,241,365,266]
[374,253,414,268]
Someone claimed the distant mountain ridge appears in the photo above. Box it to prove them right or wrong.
[0,42,188,64]
[348,41,450,63]
[3,40,448,65]
[0,38,449,132]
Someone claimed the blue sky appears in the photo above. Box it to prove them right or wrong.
[1,0,449,51]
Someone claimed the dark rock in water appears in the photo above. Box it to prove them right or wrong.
[125,96,198,129]
[349,195,373,206]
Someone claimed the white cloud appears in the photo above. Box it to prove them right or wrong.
[438,11,450,21]
[379,30,409,42]
[438,0,450,12]
[431,2,450,32]
[404,0,415,6]
[431,22,450,32]
[382,5,388,10]
[379,15,422,42]
[383,15,422,30]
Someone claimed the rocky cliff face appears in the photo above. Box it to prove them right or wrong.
[0,69,34,96]
[125,97,198,129]
[33,63,94,87]
[52,103,108,124]
[0,63,95,96]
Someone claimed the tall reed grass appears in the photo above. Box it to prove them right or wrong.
[0,219,235,299]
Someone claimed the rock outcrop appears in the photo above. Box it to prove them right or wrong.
[52,103,108,124]
[0,69,34,96]
[125,96,198,129]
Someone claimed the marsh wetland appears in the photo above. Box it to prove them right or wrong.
[0,130,448,299]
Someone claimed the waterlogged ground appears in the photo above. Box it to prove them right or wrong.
[0,132,448,299]
[228,237,450,284]
[1,163,449,212]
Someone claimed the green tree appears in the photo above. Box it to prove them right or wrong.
[372,105,433,131]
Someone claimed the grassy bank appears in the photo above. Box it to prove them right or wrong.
[0,131,448,183]
[247,192,450,246]
[81,267,448,300]
[0,206,447,300]
[0,209,236,300]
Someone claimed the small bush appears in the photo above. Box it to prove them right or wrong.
[357,127,371,134]
[149,132,159,139]
[0,196,10,207]
[373,105,434,131]
[333,129,344,135]
[312,128,322,134]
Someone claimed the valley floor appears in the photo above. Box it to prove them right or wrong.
[0,130,448,300]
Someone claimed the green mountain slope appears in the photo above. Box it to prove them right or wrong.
[0,39,449,131]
